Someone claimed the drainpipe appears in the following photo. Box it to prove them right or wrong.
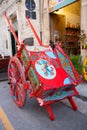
[39,0,44,42]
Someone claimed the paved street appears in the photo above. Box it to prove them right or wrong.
[0,72,8,82]
[0,81,87,130]
[62,82,87,116]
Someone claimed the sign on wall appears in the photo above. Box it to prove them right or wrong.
[25,0,36,19]
[49,0,77,12]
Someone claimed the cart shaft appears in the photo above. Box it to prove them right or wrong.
[4,12,20,46]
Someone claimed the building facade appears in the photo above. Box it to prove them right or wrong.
[0,0,41,56]
[0,0,87,60]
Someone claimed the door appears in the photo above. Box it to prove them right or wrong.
[50,13,65,42]
[10,31,18,56]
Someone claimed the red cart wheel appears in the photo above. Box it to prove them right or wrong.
[8,57,26,107]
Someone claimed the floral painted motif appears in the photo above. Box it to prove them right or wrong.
[56,50,75,80]
[35,59,56,79]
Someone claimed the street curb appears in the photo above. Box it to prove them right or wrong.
[0,79,8,82]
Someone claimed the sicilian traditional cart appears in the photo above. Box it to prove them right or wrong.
[4,12,82,120]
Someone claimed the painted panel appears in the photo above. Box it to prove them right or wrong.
[27,66,40,92]
[43,90,74,101]
[20,48,30,67]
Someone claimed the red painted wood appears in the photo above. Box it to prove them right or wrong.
[26,17,43,46]
[68,97,78,110]
[45,105,55,121]
[4,12,20,46]
[8,57,26,107]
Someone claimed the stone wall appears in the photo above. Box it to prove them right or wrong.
[41,0,50,45]
[0,0,40,56]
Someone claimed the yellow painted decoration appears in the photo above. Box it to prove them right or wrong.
[82,56,87,81]
[0,107,14,130]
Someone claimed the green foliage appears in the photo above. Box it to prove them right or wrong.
[69,55,82,74]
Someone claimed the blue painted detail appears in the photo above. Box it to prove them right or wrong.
[45,51,56,59]
[64,78,71,85]
[43,90,74,101]
[54,0,76,11]
[35,59,56,79]
[13,96,16,100]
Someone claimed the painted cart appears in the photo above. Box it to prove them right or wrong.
[4,12,82,120]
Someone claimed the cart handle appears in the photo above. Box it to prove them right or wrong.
[26,17,43,46]
[4,12,20,46]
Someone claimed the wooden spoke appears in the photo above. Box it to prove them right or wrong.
[8,57,26,107]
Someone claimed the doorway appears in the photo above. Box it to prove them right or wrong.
[10,31,18,56]
[10,13,18,56]
[50,13,65,43]
[49,0,80,55]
